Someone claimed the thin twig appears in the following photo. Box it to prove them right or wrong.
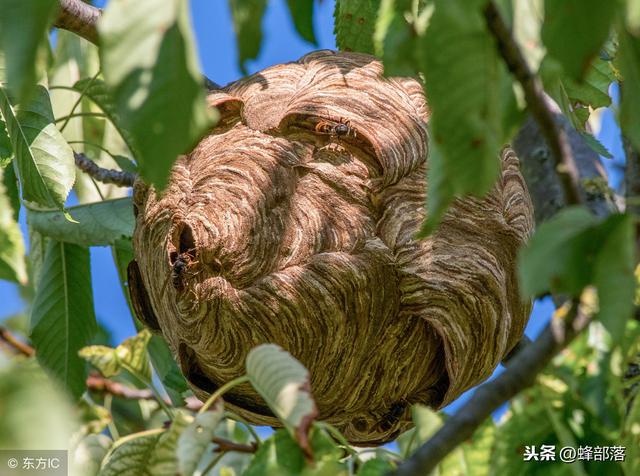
[483,1,582,207]
[86,374,157,400]
[75,152,137,187]
[393,301,590,476]
[0,327,35,357]
[211,436,257,454]
[54,0,101,45]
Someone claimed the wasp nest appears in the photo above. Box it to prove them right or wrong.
[128,50,534,445]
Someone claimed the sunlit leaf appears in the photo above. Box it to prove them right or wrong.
[27,197,134,247]
[98,429,164,476]
[80,329,152,382]
[177,400,224,475]
[0,85,75,209]
[541,0,616,80]
[286,0,317,46]
[0,166,27,284]
[0,0,58,102]
[30,241,97,398]
[99,0,216,189]
[246,344,318,455]
[334,0,381,54]
[147,411,192,475]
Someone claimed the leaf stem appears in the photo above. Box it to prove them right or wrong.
[59,70,101,133]
[223,410,262,444]
[200,451,226,476]
[199,375,250,414]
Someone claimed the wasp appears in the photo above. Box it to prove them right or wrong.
[161,248,199,294]
[314,117,356,139]
[378,401,407,432]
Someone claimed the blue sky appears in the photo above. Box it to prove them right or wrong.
[0,0,625,416]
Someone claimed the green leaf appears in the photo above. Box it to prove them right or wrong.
[70,78,137,157]
[147,410,192,475]
[98,0,216,189]
[357,459,395,476]
[229,0,267,74]
[440,419,495,476]
[580,132,613,159]
[518,207,599,297]
[618,25,640,151]
[0,85,75,208]
[177,401,224,475]
[30,241,97,398]
[0,119,11,167]
[72,433,112,476]
[334,0,381,54]
[519,208,636,343]
[244,429,306,476]
[286,0,317,45]
[374,0,422,77]
[0,0,58,102]
[246,344,318,455]
[417,0,510,235]
[0,166,27,284]
[80,329,152,382]
[2,160,20,221]
[592,213,636,343]
[147,335,189,405]
[99,429,164,476]
[0,359,78,451]
[27,197,134,246]
[541,0,616,80]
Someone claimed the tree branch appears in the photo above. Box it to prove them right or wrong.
[211,436,258,454]
[54,0,101,45]
[484,1,582,207]
[393,301,590,476]
[75,152,137,187]
[0,326,35,357]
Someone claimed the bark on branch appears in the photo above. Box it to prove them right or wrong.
[74,152,137,187]
[484,1,582,207]
[54,0,101,45]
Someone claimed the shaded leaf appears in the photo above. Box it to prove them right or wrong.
[246,344,318,455]
[0,166,27,284]
[374,0,423,77]
[148,335,189,405]
[0,0,58,102]
[27,197,134,246]
[519,208,636,343]
[0,85,75,209]
[357,459,395,476]
[73,433,112,476]
[30,241,97,398]
[0,118,11,167]
[244,429,305,476]
[541,0,616,80]
[229,0,267,74]
[99,0,216,189]
[286,0,317,45]
[618,25,640,151]
[418,0,510,235]
[177,400,224,475]
[334,0,381,54]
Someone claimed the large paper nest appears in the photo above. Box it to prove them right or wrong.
[128,50,534,445]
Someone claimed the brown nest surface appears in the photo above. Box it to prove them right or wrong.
[128,50,534,445]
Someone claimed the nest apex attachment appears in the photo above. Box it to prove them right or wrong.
[129,50,534,445]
